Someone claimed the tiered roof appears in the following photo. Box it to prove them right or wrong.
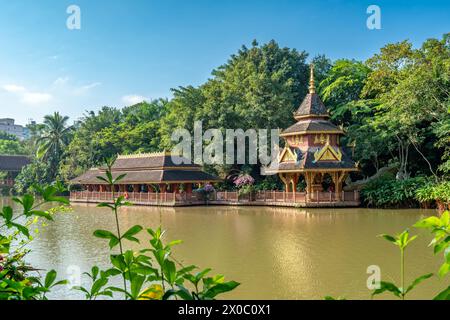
[71,152,221,185]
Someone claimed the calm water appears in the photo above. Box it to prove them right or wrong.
[7,200,447,300]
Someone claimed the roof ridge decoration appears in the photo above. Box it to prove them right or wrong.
[117,150,172,159]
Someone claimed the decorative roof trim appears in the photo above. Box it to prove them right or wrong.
[264,168,359,174]
[280,130,344,137]
[293,114,329,121]
[117,150,172,159]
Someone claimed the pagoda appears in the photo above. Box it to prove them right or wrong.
[265,65,358,202]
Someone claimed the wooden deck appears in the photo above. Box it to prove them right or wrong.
[70,190,360,208]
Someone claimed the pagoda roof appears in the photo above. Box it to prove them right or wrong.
[265,146,357,173]
[293,93,329,119]
[70,152,221,185]
[281,119,343,136]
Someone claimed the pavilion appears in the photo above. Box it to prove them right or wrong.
[0,155,30,188]
[264,65,359,204]
[70,151,221,194]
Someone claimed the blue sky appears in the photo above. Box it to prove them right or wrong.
[0,0,448,124]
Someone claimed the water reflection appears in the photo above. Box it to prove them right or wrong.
[22,203,445,300]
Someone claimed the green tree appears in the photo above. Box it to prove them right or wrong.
[36,112,72,179]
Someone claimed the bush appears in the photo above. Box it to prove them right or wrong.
[361,175,427,208]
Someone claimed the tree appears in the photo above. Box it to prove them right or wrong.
[0,140,27,155]
[36,112,72,179]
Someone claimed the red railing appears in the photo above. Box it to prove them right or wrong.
[70,190,359,205]
[212,190,359,204]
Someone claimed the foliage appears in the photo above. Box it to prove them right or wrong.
[361,175,426,208]
[36,112,72,181]
[0,140,27,155]
[373,230,433,300]
[416,180,450,212]
[76,161,239,300]
[14,160,54,194]
[0,183,69,300]
[414,211,450,279]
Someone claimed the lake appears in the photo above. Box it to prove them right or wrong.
[14,202,447,300]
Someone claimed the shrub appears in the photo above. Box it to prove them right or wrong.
[361,175,427,208]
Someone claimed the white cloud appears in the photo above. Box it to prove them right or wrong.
[21,92,53,105]
[80,82,101,90]
[73,82,102,95]
[122,94,149,106]
[2,83,52,106]
[2,84,26,93]
[53,77,69,86]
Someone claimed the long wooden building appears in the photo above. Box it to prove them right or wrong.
[70,151,221,194]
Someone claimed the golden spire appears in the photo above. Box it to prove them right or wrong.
[309,63,316,94]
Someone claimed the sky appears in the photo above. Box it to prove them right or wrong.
[0,0,448,125]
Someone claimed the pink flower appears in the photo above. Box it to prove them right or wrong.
[234,175,255,187]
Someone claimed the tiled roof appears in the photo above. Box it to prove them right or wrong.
[111,154,199,170]
[266,147,356,172]
[294,93,328,118]
[71,154,221,185]
[282,119,342,135]
[0,155,30,171]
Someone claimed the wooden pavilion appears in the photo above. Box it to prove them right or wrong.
[264,65,359,205]
[70,151,221,205]
[0,155,30,188]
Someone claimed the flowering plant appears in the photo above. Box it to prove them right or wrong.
[233,175,255,188]
[204,184,215,193]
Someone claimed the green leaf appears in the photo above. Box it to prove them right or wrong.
[97,203,115,210]
[122,225,143,242]
[163,286,193,300]
[93,230,120,249]
[44,270,57,288]
[114,174,127,184]
[405,273,433,294]
[433,286,450,300]
[11,223,30,238]
[438,263,449,278]
[379,234,397,244]
[21,194,35,216]
[110,255,127,272]
[414,216,442,229]
[372,281,402,298]
[434,238,450,254]
[91,277,108,295]
[203,281,240,299]
[163,260,177,285]
[1,206,13,222]
[30,210,54,221]
[130,275,145,300]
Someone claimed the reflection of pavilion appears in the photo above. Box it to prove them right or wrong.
[264,65,359,205]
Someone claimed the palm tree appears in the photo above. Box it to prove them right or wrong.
[36,112,72,176]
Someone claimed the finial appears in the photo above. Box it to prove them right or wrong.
[309,63,316,94]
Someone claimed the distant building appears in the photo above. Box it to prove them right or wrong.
[0,118,29,140]
[0,155,30,188]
